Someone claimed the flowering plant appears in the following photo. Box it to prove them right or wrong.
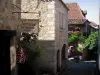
[16,47,27,64]
[16,32,44,64]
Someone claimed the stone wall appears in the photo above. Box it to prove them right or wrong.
[37,0,68,74]
[37,1,57,74]
[0,0,18,75]
[13,0,56,74]
[21,0,39,19]
[55,0,68,69]
[38,1,55,40]
[12,0,39,33]
[0,0,68,74]
[0,0,19,30]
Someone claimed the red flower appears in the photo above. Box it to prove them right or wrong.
[16,47,27,64]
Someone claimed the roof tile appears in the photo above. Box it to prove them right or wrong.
[66,3,86,24]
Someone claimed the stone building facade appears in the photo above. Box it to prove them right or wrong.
[66,3,86,35]
[0,0,17,75]
[37,0,69,74]
[33,0,68,74]
[0,0,39,74]
[15,0,68,74]
[0,0,68,74]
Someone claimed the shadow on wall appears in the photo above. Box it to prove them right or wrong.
[12,0,68,74]
[36,40,67,74]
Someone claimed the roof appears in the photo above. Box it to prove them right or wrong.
[66,3,86,24]
[88,21,99,29]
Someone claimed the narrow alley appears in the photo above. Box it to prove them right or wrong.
[59,59,99,75]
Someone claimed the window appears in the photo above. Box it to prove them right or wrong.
[59,12,65,29]
[63,14,66,28]
[0,0,3,7]
[59,12,62,28]
[5,0,8,8]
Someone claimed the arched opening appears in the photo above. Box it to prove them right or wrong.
[61,44,66,62]
[57,50,60,72]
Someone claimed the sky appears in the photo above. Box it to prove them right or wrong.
[63,0,99,25]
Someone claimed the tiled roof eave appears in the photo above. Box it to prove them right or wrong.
[66,3,87,25]
[68,19,86,25]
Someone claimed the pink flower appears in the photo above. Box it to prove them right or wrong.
[16,47,27,64]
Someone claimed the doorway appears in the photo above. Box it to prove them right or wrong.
[0,30,16,75]
[57,50,60,72]
[61,44,66,61]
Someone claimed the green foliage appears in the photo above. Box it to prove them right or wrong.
[68,33,85,43]
[18,32,45,61]
[68,33,86,53]
[83,31,98,50]
[68,33,78,43]
[78,34,86,41]
[17,32,45,74]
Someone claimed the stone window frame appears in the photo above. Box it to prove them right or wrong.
[59,12,65,29]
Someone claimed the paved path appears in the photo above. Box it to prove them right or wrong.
[59,59,99,75]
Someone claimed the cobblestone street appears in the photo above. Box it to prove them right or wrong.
[59,59,99,75]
